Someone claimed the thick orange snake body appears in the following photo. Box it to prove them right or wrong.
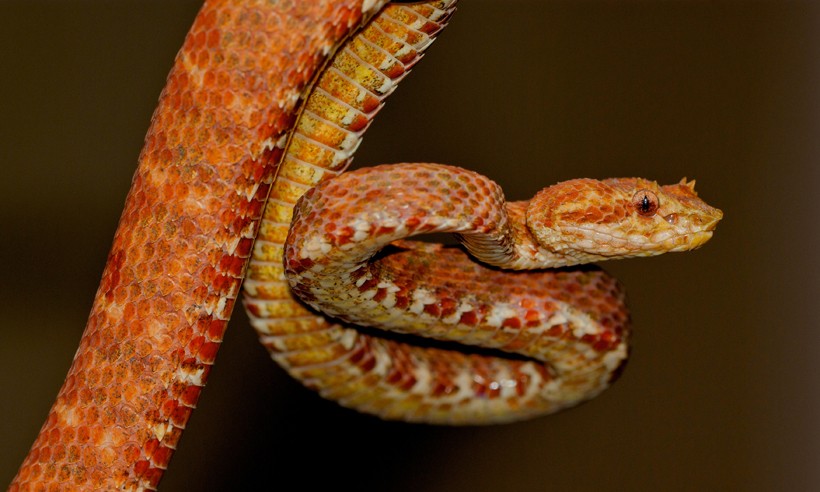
[12,0,395,489]
[11,1,722,489]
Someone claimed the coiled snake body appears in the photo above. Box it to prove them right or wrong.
[11,1,721,490]
[280,162,719,421]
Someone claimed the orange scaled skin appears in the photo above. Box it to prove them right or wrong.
[10,1,388,490]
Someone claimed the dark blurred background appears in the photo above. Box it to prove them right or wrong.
[1,1,818,490]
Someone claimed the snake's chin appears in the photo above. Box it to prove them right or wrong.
[667,230,714,252]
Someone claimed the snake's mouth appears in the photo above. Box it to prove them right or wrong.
[599,205,723,255]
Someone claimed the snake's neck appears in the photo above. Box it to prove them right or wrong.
[457,201,589,270]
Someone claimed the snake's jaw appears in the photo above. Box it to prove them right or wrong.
[526,177,723,263]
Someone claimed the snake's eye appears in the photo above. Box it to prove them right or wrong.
[632,189,659,217]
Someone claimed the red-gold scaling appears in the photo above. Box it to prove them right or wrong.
[11,1,391,489]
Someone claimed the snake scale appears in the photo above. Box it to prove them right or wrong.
[10,1,721,490]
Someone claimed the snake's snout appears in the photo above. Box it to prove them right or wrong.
[671,201,722,252]
[704,207,724,231]
[690,203,723,234]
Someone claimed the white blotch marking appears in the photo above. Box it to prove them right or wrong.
[361,0,383,14]
[486,304,517,328]
[409,288,436,315]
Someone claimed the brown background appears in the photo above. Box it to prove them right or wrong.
[1,1,818,490]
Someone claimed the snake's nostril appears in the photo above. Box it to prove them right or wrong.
[703,208,723,231]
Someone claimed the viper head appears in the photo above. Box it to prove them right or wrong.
[526,177,723,262]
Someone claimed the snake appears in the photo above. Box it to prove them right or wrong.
[10,1,722,490]
[278,162,720,423]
